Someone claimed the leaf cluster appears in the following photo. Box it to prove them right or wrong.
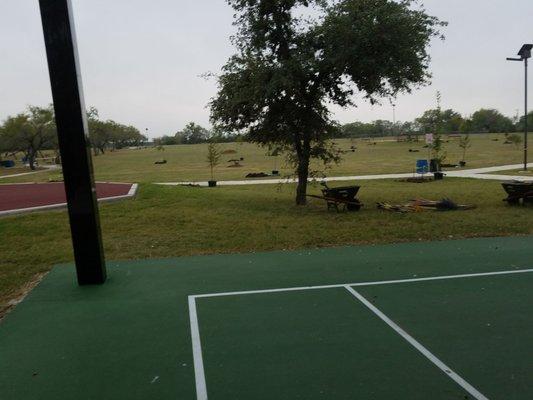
[211,0,445,166]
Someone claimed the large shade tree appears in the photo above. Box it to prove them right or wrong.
[175,122,211,144]
[87,107,109,156]
[0,105,57,169]
[415,109,464,134]
[468,109,515,133]
[210,0,445,204]
[516,111,533,133]
[87,108,146,154]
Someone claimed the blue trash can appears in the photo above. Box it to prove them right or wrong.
[416,160,429,174]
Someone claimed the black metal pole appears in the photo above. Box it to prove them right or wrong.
[525,57,529,171]
[39,0,106,285]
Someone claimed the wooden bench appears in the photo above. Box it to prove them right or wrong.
[502,181,533,205]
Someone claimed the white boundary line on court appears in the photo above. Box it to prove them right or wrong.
[344,285,488,400]
[188,296,208,400]
[0,183,138,217]
[188,267,533,399]
[193,268,533,299]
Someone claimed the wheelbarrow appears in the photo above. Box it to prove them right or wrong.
[307,182,363,212]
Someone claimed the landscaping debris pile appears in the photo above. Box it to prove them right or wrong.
[246,172,270,178]
[228,159,243,167]
[397,177,433,183]
[377,198,476,213]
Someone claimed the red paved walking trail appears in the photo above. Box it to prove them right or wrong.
[0,182,134,212]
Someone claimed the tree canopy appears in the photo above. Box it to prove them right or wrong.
[175,122,210,144]
[0,105,57,169]
[415,108,463,134]
[516,111,533,133]
[337,105,525,139]
[0,105,145,166]
[210,0,445,204]
[469,109,515,133]
[87,108,146,155]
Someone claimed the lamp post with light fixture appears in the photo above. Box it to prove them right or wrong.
[507,44,532,171]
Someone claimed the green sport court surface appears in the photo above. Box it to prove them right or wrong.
[1,236,532,399]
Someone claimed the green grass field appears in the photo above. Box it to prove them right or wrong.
[488,168,532,176]
[1,179,532,316]
[0,133,525,184]
[1,133,531,316]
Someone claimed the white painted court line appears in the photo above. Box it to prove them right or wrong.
[188,268,532,399]
[127,183,138,197]
[193,268,533,298]
[344,285,489,400]
[188,296,208,400]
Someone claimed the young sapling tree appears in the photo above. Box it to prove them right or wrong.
[206,140,222,186]
[507,133,523,149]
[458,134,471,165]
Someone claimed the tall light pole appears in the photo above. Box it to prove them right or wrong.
[507,44,532,172]
[392,103,396,138]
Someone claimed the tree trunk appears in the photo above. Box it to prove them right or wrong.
[295,144,310,206]
[28,151,36,170]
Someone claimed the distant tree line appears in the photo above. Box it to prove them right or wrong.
[0,105,146,169]
[153,108,531,148]
[339,108,532,138]
[153,122,244,146]
[87,107,147,156]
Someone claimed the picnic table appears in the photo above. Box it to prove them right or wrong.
[308,184,362,212]
[502,181,533,205]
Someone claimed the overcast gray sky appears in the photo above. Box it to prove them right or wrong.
[1,0,532,138]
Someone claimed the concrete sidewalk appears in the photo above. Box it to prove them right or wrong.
[0,165,59,180]
[156,163,533,187]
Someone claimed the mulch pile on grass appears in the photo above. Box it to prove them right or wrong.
[377,198,476,213]
[397,177,434,183]
[246,172,270,178]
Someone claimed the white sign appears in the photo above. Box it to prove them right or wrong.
[425,134,434,145]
